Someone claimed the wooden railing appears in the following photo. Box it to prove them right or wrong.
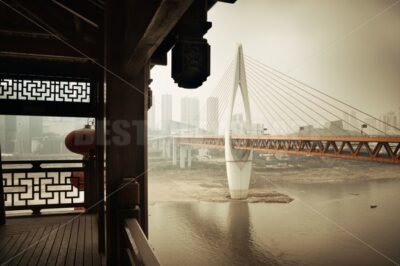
[124,218,160,266]
[0,159,96,215]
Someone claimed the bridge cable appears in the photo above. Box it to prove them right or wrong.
[247,91,283,135]
[247,68,330,136]
[246,61,347,136]
[249,83,292,135]
[245,55,392,135]
[245,56,382,135]
[196,67,232,131]
[245,54,400,133]
[192,58,236,132]
[249,85,291,135]
[246,59,367,135]
[249,78,302,134]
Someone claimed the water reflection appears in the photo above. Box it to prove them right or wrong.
[150,201,284,265]
[150,180,400,266]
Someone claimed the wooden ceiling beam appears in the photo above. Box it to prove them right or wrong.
[123,0,193,76]
[51,0,102,29]
[0,30,97,60]
[9,0,98,44]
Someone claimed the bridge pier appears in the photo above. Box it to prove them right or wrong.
[172,138,177,165]
[166,139,171,159]
[225,44,253,200]
[225,152,252,199]
[161,139,167,158]
[178,145,192,169]
[187,146,192,168]
[179,146,186,168]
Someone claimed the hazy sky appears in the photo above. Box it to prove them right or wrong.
[151,0,400,125]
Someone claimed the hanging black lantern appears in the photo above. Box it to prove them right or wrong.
[172,37,210,89]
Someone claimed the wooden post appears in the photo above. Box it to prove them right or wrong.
[105,1,149,263]
[0,146,5,225]
[96,5,106,254]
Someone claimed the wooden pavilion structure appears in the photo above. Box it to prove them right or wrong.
[0,0,236,264]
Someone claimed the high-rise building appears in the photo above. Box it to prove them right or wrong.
[161,94,172,133]
[180,97,200,128]
[206,97,219,134]
[231,113,244,134]
[398,106,400,128]
[342,112,350,130]
[383,111,397,134]
[350,110,357,129]
[365,118,378,135]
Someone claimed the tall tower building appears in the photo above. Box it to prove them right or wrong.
[180,97,200,128]
[342,112,350,130]
[161,94,172,134]
[350,110,357,129]
[398,106,400,128]
[384,111,397,134]
[206,97,219,134]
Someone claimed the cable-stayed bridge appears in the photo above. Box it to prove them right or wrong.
[152,45,400,199]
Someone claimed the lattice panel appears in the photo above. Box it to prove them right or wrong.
[0,78,91,103]
[2,171,83,209]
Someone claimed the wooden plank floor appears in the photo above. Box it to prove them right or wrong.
[0,214,102,265]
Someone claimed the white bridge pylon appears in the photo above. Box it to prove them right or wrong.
[225,44,253,199]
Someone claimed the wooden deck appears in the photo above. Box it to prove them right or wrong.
[0,214,103,265]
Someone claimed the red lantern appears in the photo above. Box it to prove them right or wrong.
[65,124,95,155]
[65,124,95,191]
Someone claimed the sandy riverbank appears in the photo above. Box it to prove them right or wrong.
[148,157,400,204]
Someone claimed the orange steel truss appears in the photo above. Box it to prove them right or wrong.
[175,135,400,164]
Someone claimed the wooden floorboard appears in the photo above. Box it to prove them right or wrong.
[92,216,101,266]
[65,217,79,266]
[84,215,93,266]
[0,235,18,261]
[30,224,53,265]
[56,220,74,265]
[9,230,37,266]
[37,224,59,265]
[75,216,86,266]
[0,214,102,265]
[46,223,66,266]
[4,232,29,262]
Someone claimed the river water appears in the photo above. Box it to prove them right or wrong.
[149,179,400,266]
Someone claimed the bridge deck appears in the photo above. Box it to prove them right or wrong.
[175,135,400,163]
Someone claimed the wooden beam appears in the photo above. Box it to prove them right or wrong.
[51,0,102,28]
[0,30,97,60]
[123,0,193,76]
[10,0,98,45]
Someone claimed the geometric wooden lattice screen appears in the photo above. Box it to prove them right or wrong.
[0,58,98,117]
[0,74,96,117]
[0,78,90,103]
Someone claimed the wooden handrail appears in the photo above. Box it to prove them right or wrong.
[124,218,160,266]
